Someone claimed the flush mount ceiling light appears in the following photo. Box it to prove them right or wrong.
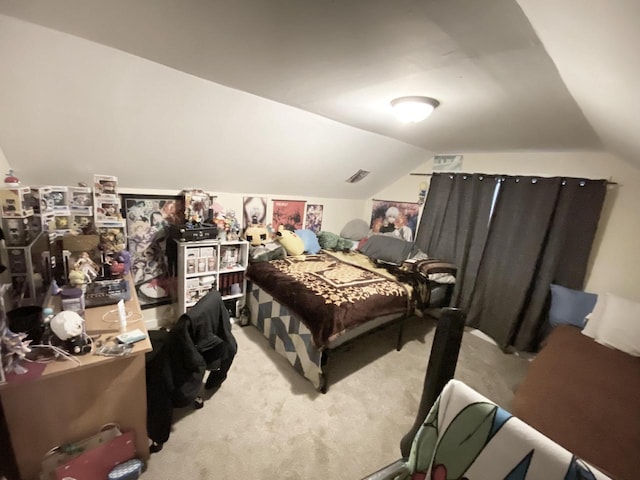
[390,96,440,123]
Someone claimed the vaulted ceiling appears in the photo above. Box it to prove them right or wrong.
[0,0,637,198]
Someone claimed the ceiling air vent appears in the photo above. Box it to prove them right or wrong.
[345,169,370,183]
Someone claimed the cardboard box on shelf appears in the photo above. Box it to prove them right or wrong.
[2,217,34,246]
[29,186,54,215]
[50,186,70,215]
[0,187,34,218]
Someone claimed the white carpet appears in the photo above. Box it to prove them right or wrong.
[141,316,530,479]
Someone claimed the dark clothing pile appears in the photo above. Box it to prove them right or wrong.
[145,290,237,448]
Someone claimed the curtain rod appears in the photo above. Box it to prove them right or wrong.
[410,172,618,185]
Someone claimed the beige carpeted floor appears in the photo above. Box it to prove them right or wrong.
[141,315,530,480]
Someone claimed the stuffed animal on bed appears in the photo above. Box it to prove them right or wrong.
[244,223,286,263]
[276,225,305,256]
[317,231,354,252]
[243,223,270,247]
[294,229,322,254]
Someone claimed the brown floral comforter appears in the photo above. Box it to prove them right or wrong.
[246,252,416,348]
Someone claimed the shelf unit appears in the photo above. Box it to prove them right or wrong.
[174,238,249,316]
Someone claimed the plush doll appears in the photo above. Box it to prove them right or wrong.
[294,229,321,254]
[276,225,305,256]
[243,224,270,247]
[317,231,355,252]
[244,223,286,262]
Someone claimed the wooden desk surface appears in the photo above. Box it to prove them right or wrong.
[0,274,152,479]
[1,274,151,387]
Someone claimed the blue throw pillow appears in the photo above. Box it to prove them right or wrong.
[295,229,321,254]
[549,284,598,328]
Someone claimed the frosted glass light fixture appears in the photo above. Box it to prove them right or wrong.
[390,96,440,123]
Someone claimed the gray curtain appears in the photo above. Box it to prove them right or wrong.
[416,174,607,351]
[415,173,497,313]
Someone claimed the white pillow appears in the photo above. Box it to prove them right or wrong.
[582,293,607,339]
[592,292,640,357]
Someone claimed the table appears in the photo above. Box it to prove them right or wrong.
[0,276,152,480]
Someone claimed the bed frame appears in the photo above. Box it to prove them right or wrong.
[247,279,454,393]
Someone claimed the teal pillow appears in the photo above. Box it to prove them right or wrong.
[295,229,321,254]
[549,284,597,328]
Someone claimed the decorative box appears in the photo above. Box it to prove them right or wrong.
[54,214,73,232]
[0,187,34,218]
[95,197,124,225]
[71,214,94,234]
[30,186,54,214]
[93,174,118,196]
[69,186,93,215]
[30,213,57,236]
[50,186,70,215]
[3,217,34,246]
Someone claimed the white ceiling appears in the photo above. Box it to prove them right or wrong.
[0,0,637,198]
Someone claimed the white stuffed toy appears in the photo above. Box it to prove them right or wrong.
[50,311,84,341]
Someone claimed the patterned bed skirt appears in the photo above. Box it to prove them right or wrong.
[248,281,325,390]
[247,281,408,392]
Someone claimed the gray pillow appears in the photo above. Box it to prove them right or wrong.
[358,235,418,265]
[340,219,370,241]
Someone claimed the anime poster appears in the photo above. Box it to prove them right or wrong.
[305,204,323,233]
[243,196,267,229]
[122,194,183,309]
[272,199,306,231]
[369,200,420,242]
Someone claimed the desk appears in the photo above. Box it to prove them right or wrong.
[0,276,152,480]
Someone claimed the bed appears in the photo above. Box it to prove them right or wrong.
[512,324,640,480]
[246,242,456,392]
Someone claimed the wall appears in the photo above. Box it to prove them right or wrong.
[0,145,11,177]
[119,187,364,236]
[372,151,640,302]
[87,186,365,327]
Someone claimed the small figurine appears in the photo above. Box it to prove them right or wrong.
[0,297,32,376]
[68,268,87,287]
[115,248,131,275]
[103,244,131,277]
[50,279,62,295]
[73,252,99,284]
[4,170,20,187]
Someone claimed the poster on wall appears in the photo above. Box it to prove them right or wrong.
[305,204,323,233]
[272,199,306,231]
[122,194,183,309]
[369,199,420,242]
[242,196,267,229]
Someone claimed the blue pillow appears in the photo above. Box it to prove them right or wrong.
[549,284,597,328]
[295,229,321,254]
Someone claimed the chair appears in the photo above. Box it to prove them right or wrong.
[145,290,237,452]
